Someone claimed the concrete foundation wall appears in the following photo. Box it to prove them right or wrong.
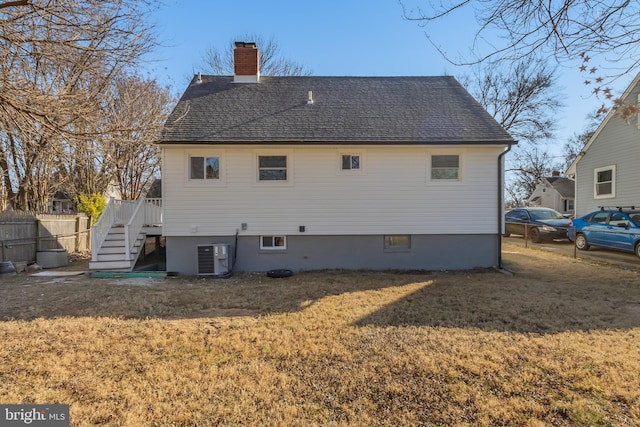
[166,234,499,275]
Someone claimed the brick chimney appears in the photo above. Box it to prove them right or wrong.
[551,170,560,177]
[233,42,260,83]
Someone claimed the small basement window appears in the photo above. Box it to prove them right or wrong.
[261,236,286,250]
[384,235,411,250]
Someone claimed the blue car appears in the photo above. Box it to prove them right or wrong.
[568,208,640,258]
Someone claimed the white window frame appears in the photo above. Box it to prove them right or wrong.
[260,235,287,250]
[565,199,574,212]
[337,150,366,175]
[594,165,616,199]
[255,150,293,185]
[186,151,225,186]
[428,153,462,183]
[190,156,220,180]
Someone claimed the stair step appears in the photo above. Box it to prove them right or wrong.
[89,260,134,270]
[91,222,147,271]
[105,233,125,240]
[100,246,133,255]
[101,239,143,249]
[96,253,132,262]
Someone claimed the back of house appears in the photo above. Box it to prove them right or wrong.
[159,42,515,275]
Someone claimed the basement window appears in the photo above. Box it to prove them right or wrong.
[384,235,411,250]
[261,236,286,250]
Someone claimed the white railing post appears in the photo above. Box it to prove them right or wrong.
[143,198,163,225]
[124,199,146,261]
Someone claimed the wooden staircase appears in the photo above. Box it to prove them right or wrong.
[89,225,146,271]
[89,198,162,271]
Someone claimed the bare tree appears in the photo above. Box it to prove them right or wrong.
[0,0,162,210]
[505,147,561,207]
[561,116,599,173]
[53,74,172,201]
[402,1,640,74]
[102,74,173,200]
[460,57,563,203]
[200,34,312,76]
[461,58,562,145]
[402,0,640,116]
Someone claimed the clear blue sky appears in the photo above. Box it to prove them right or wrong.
[145,0,635,153]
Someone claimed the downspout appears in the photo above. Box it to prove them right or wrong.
[497,142,515,270]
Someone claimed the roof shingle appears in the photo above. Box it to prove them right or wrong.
[161,75,514,145]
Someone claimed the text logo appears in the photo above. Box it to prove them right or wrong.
[1,405,69,427]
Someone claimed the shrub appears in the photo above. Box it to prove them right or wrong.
[76,193,107,225]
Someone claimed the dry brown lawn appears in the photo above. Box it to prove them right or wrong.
[1,242,639,426]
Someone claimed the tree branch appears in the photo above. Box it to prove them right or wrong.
[0,1,30,10]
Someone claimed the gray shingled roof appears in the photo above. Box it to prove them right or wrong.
[546,177,575,198]
[160,75,515,145]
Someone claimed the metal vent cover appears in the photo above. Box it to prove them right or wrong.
[197,244,216,275]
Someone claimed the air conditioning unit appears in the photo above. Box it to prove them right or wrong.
[197,243,231,276]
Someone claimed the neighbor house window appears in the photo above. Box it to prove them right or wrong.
[431,155,459,180]
[190,156,219,180]
[258,155,287,181]
[384,235,411,250]
[565,199,574,212]
[594,165,615,198]
[341,154,360,170]
[261,236,286,250]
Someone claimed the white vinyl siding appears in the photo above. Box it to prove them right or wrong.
[162,145,503,237]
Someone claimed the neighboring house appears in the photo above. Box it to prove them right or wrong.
[527,172,575,216]
[567,73,640,216]
[105,181,122,201]
[48,192,74,214]
[159,42,515,274]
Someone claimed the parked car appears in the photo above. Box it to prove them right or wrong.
[568,208,640,258]
[504,207,571,243]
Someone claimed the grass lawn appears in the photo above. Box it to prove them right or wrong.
[1,242,639,426]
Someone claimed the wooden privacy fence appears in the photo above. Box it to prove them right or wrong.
[0,211,90,263]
